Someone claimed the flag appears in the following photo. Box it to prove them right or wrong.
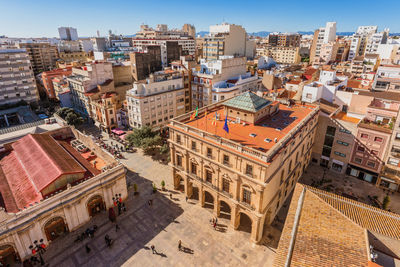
[223,115,229,133]
[190,107,198,120]
[211,112,217,126]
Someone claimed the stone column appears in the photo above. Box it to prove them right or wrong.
[187,179,193,198]
[214,194,220,217]
[251,215,265,244]
[231,204,240,229]
[199,186,205,207]
[172,168,179,190]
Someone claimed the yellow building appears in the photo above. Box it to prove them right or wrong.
[168,92,319,242]
[59,51,91,64]
[257,46,300,64]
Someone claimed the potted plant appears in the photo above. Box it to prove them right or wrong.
[152,183,157,193]
[161,180,165,191]
[133,183,139,195]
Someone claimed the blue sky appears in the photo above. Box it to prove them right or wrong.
[1,0,399,37]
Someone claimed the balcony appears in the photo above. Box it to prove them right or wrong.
[358,118,393,134]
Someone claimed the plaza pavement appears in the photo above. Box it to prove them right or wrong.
[42,148,276,267]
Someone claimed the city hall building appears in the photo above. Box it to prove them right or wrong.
[168,92,319,242]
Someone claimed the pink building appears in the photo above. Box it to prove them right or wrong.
[347,98,399,183]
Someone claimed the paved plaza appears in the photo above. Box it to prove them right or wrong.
[42,148,276,267]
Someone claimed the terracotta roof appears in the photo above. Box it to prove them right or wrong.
[185,102,316,153]
[306,185,400,240]
[274,184,370,267]
[347,79,362,89]
[0,134,87,212]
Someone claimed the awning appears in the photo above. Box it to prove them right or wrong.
[111,128,125,135]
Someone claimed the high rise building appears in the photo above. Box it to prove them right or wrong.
[182,24,196,38]
[202,23,255,60]
[17,42,59,74]
[0,49,38,105]
[129,46,163,81]
[168,91,319,242]
[309,22,336,63]
[58,27,78,41]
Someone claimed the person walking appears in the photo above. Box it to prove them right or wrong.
[185,196,188,202]
[213,222,217,230]
[85,244,91,253]
[170,193,172,199]
[115,224,120,232]
[178,240,182,251]
[151,245,155,254]
[215,217,218,224]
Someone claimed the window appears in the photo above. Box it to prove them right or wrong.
[191,141,197,151]
[280,170,284,185]
[339,128,351,134]
[388,157,400,166]
[334,151,346,157]
[191,162,197,175]
[177,155,182,167]
[374,137,383,142]
[222,178,230,192]
[332,162,343,172]
[223,155,229,166]
[243,189,251,204]
[206,170,212,183]
[354,157,362,164]
[357,146,365,152]
[395,132,400,140]
[207,147,212,158]
[245,164,253,177]
[337,140,349,146]
[361,133,368,139]
[367,161,375,168]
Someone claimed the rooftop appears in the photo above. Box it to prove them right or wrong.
[223,91,271,113]
[184,100,315,153]
[274,184,400,267]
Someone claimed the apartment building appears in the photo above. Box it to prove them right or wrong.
[131,39,186,67]
[58,26,78,41]
[182,24,196,38]
[0,49,38,105]
[311,39,350,66]
[373,65,400,91]
[202,23,255,60]
[347,98,399,184]
[268,33,301,47]
[126,70,187,128]
[129,46,162,81]
[168,92,319,242]
[309,22,336,63]
[67,62,114,116]
[17,42,59,74]
[256,46,300,64]
[0,127,127,264]
[191,56,262,108]
[41,67,72,98]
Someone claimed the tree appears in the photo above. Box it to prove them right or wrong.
[126,126,156,147]
[159,144,169,154]
[141,135,162,153]
[65,112,84,127]
[382,195,390,210]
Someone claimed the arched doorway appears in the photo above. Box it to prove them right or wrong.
[87,195,104,217]
[44,217,68,241]
[204,191,214,210]
[0,244,20,266]
[219,200,231,219]
[190,184,199,200]
[176,174,184,192]
[238,212,252,233]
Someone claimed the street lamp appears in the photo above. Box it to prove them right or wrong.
[29,239,46,266]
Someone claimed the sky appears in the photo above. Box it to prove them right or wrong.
[1,0,399,37]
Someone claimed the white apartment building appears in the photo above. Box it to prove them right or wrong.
[373,65,400,91]
[348,26,388,60]
[191,56,261,108]
[58,27,78,41]
[0,49,38,105]
[311,22,336,61]
[126,70,186,128]
[365,29,389,54]
[67,62,113,116]
[302,70,348,104]
[203,23,255,60]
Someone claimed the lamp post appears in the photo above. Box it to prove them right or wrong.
[29,239,46,266]
[112,193,122,215]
